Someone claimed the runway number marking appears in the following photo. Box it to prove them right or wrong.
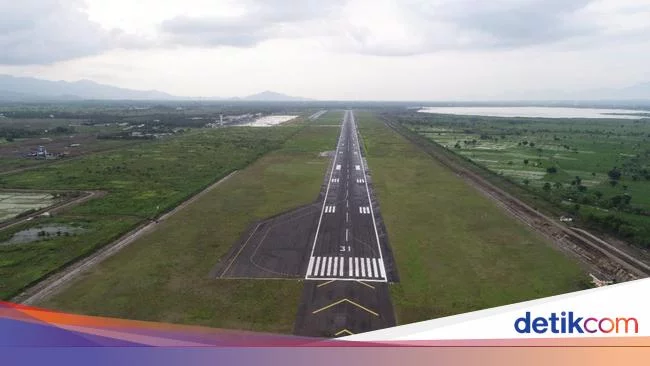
[355,165,361,171]
[336,164,341,170]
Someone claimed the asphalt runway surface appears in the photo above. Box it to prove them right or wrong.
[213,202,320,279]
[214,110,398,336]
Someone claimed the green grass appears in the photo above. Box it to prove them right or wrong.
[40,124,339,333]
[0,127,299,300]
[308,110,344,126]
[357,112,586,324]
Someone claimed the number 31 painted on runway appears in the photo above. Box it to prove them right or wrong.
[340,246,351,252]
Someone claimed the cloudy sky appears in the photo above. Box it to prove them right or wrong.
[1,0,649,100]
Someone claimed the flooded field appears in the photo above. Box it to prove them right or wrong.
[418,106,650,119]
[0,192,55,222]
[1,225,85,246]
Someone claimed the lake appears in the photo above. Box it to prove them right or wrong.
[418,107,650,119]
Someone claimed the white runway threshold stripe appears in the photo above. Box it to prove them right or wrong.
[356,178,365,184]
[331,178,339,183]
[359,206,370,214]
[325,205,336,213]
[306,256,387,281]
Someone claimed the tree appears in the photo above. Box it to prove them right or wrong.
[609,180,619,187]
[546,166,558,174]
[523,179,530,185]
[608,168,622,180]
[578,185,587,192]
[524,159,529,165]
[554,182,563,189]
[594,191,603,199]
[543,182,552,191]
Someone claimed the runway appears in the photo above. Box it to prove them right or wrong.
[295,110,398,337]
[305,110,395,282]
[213,110,398,336]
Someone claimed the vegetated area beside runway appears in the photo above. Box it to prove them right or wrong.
[0,126,299,300]
[396,112,650,250]
[355,111,586,324]
[40,122,340,333]
[308,110,344,126]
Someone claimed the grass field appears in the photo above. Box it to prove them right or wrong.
[40,124,340,333]
[356,111,587,324]
[309,110,344,126]
[0,127,299,300]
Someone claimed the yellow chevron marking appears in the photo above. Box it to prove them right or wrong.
[311,298,379,317]
[317,280,336,288]
[335,329,354,336]
[356,280,375,290]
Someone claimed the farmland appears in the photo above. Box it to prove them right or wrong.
[395,111,650,250]
[0,125,299,300]
[0,192,56,222]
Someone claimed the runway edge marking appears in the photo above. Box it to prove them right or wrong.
[305,111,346,279]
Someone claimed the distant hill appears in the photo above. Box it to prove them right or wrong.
[0,75,314,102]
[0,75,176,101]
[239,90,312,102]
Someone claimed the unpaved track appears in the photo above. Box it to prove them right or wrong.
[13,171,238,305]
[382,116,650,282]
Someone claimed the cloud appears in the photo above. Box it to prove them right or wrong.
[335,0,607,56]
[159,0,346,47]
[0,0,116,65]
[157,0,649,56]
[3,0,650,66]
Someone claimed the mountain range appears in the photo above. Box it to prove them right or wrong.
[0,75,311,102]
[1,74,649,102]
